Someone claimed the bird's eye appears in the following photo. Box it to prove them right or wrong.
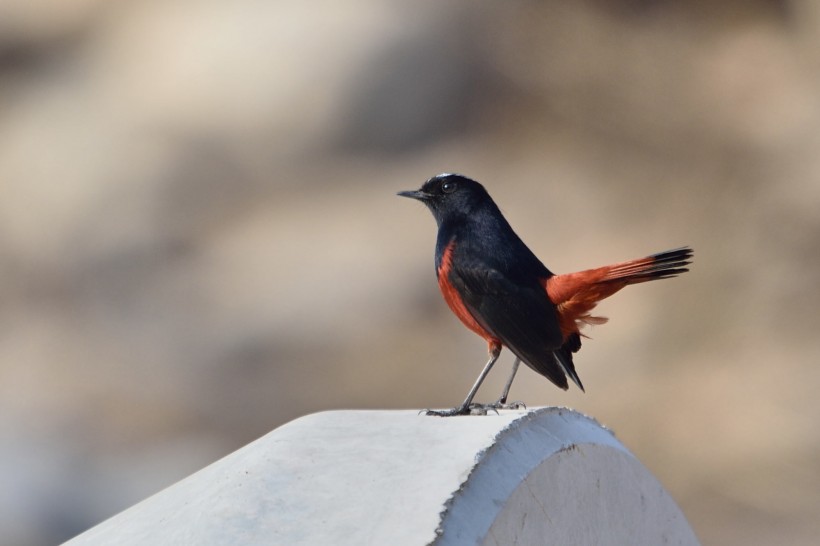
[441,181,457,194]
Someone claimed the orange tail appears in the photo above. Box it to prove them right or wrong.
[545,247,692,339]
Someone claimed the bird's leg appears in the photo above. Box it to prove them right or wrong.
[497,357,520,404]
[425,345,501,417]
[488,357,526,410]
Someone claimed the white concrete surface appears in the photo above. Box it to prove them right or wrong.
[64,408,699,546]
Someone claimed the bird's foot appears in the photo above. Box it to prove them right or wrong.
[422,406,471,417]
[486,399,527,411]
[422,404,496,417]
[421,400,526,417]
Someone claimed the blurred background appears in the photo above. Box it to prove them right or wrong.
[1,0,819,544]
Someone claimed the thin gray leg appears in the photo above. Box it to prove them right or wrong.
[497,357,521,405]
[425,349,501,417]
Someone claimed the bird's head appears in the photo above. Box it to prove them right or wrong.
[398,173,492,225]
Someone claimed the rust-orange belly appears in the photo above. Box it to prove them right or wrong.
[437,241,500,349]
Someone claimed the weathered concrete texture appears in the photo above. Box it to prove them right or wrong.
[64,408,698,546]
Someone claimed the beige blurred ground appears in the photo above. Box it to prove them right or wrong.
[1,0,819,544]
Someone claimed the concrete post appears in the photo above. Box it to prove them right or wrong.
[64,408,699,545]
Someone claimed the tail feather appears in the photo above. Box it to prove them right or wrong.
[600,247,692,284]
[553,334,585,392]
[545,246,693,339]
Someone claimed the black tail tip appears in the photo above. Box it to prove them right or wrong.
[651,246,693,261]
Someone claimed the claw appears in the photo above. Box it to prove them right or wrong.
[421,399,527,416]
[486,400,528,411]
[502,400,527,410]
[423,406,471,417]
[468,403,499,415]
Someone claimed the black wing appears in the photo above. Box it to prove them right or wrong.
[448,265,578,390]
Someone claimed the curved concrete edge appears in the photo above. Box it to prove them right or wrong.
[434,408,626,544]
[63,408,697,546]
[482,444,698,545]
[434,408,699,545]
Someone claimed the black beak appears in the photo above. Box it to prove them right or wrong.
[397,190,430,201]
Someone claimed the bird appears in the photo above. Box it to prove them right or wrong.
[398,173,692,416]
